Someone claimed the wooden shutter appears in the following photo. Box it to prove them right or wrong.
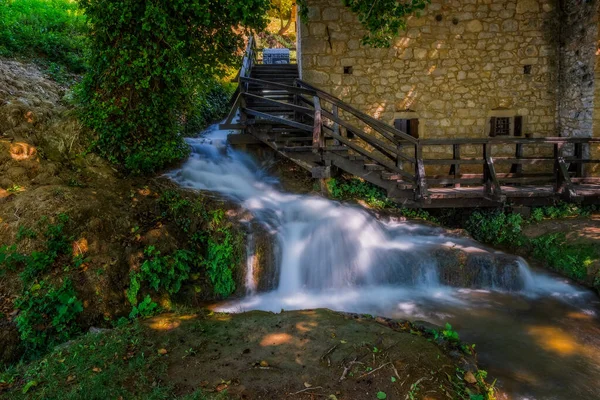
[394,119,408,134]
[409,118,419,138]
[514,116,522,137]
[489,117,497,137]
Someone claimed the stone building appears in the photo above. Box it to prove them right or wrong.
[297,0,600,171]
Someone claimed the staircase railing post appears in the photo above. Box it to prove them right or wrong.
[312,96,323,154]
[414,143,428,201]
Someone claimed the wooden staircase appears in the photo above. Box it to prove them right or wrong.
[221,37,600,208]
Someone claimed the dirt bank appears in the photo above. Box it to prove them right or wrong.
[0,309,493,399]
[0,59,250,364]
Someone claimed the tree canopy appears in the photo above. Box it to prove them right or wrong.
[78,0,271,174]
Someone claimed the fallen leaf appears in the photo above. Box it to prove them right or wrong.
[377,391,387,399]
[92,367,102,373]
[66,375,76,383]
[158,348,168,355]
[199,381,209,388]
[259,360,269,367]
[215,383,228,392]
[303,382,312,388]
[340,340,347,344]
[464,371,477,384]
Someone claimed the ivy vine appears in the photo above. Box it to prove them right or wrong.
[298,0,431,47]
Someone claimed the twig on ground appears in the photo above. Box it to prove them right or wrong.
[321,344,338,361]
[289,386,323,395]
[404,376,432,400]
[390,362,402,381]
[339,358,364,382]
[357,362,392,379]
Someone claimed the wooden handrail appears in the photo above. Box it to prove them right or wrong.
[241,77,316,95]
[295,79,419,145]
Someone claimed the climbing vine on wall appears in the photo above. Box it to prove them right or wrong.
[298,0,430,47]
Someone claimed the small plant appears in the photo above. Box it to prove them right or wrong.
[14,279,83,355]
[128,295,159,319]
[127,246,195,306]
[376,391,387,399]
[441,323,460,342]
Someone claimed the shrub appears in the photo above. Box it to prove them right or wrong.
[0,0,87,72]
[77,0,270,174]
[14,279,83,355]
[465,211,524,247]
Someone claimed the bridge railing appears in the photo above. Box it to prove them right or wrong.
[294,79,430,200]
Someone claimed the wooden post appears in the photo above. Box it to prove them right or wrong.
[483,143,504,201]
[396,142,404,169]
[332,104,340,145]
[449,143,460,188]
[312,96,323,154]
[414,144,429,202]
[574,142,584,177]
[511,143,523,175]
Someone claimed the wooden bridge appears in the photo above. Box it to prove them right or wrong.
[221,37,600,208]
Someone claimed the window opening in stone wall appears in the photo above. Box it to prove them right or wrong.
[343,66,353,75]
[489,117,510,136]
[393,118,419,138]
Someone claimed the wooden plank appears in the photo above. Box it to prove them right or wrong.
[421,137,600,145]
[423,159,484,165]
[243,108,313,132]
[242,93,314,114]
[241,77,316,95]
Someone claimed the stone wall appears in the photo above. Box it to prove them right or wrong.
[300,0,600,174]
[301,0,559,138]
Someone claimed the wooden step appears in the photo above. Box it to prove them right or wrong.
[364,164,386,171]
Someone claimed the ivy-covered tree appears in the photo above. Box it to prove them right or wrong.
[78,0,271,174]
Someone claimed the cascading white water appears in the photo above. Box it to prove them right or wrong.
[170,124,600,400]
[169,125,581,308]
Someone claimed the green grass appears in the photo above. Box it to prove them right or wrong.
[0,0,87,74]
[0,322,226,399]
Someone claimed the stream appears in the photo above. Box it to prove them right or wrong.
[169,124,600,400]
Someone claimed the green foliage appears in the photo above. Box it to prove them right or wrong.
[128,295,159,319]
[0,214,73,285]
[465,210,524,247]
[343,0,431,47]
[77,0,270,174]
[441,323,460,342]
[14,279,83,356]
[159,191,241,298]
[530,233,597,281]
[182,78,235,136]
[0,0,87,72]
[127,246,195,306]
[327,177,393,209]
[530,202,593,221]
[326,177,436,221]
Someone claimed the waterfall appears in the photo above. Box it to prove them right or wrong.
[168,124,582,313]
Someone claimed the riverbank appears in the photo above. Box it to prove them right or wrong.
[0,308,493,399]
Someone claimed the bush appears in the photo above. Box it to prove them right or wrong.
[0,0,87,73]
[465,210,524,247]
[77,0,270,174]
[14,279,83,355]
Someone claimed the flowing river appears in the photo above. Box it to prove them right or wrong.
[169,125,600,400]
